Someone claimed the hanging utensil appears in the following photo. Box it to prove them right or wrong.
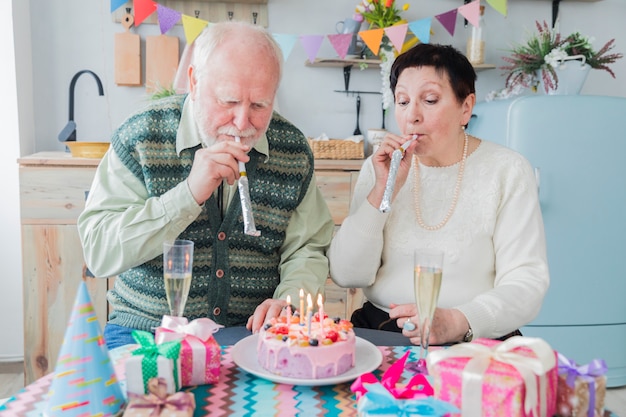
[381,102,386,130]
[354,95,362,135]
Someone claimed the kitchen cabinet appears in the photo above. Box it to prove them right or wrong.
[313,159,366,320]
[18,152,365,384]
[18,152,111,385]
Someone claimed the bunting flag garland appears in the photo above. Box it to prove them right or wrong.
[409,18,432,44]
[273,33,299,62]
[157,5,181,35]
[384,24,409,53]
[181,14,209,45]
[435,9,459,37]
[300,35,325,65]
[487,0,508,16]
[327,33,353,60]
[133,0,157,27]
[111,0,510,64]
[458,0,482,28]
[111,0,126,13]
[359,28,385,56]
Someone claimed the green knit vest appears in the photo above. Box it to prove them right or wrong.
[107,94,314,331]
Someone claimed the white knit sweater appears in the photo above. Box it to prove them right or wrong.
[328,140,549,339]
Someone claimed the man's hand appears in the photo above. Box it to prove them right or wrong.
[246,298,288,333]
[187,140,250,204]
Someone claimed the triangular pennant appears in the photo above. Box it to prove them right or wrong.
[359,28,384,56]
[435,9,458,37]
[110,0,126,13]
[44,282,125,417]
[133,0,157,26]
[272,33,299,62]
[299,35,325,64]
[327,33,353,59]
[384,24,408,53]
[459,0,481,28]
[486,0,507,16]
[181,14,209,45]
[408,18,432,44]
[157,4,181,35]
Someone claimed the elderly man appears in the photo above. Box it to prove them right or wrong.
[78,21,334,349]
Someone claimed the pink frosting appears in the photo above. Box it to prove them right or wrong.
[257,323,356,379]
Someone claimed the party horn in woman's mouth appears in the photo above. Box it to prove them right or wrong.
[379,135,417,213]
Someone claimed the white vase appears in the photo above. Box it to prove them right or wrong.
[538,55,591,95]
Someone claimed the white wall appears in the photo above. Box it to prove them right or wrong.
[3,0,626,358]
[1,0,25,361]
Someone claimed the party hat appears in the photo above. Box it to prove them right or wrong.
[44,281,125,417]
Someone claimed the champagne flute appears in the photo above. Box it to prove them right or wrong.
[163,239,194,317]
[413,248,444,372]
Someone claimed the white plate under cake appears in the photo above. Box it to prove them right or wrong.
[232,335,382,386]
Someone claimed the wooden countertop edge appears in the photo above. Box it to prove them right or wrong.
[313,158,364,171]
[18,152,365,171]
[18,151,102,167]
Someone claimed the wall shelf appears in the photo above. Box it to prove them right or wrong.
[113,1,268,27]
[306,58,383,69]
[306,58,495,71]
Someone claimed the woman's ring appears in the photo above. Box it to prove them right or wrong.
[403,317,416,331]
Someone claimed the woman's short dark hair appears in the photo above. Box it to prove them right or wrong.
[390,43,476,103]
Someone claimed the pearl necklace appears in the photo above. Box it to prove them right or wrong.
[413,131,469,231]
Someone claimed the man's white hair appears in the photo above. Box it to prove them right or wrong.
[191,21,283,82]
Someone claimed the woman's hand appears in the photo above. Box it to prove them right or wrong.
[389,303,469,346]
[367,134,418,209]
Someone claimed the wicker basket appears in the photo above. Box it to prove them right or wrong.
[308,138,364,160]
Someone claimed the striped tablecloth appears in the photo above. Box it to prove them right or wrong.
[0,345,410,417]
[0,344,618,417]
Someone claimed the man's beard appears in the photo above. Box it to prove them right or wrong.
[195,107,260,148]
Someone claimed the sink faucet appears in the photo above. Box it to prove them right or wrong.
[58,69,104,142]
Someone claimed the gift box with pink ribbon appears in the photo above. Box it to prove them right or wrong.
[556,353,607,417]
[351,351,459,417]
[426,337,558,417]
[155,315,223,387]
[123,377,195,417]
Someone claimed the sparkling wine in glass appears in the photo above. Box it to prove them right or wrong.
[163,239,194,317]
[414,248,444,372]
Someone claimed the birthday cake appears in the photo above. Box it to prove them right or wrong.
[257,314,356,379]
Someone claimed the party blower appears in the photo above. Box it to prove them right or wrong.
[379,135,418,213]
[235,136,261,236]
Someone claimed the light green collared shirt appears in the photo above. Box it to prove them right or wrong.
[78,96,334,303]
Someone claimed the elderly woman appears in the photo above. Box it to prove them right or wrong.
[328,43,549,346]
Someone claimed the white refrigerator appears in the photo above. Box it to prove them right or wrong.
[467,95,626,387]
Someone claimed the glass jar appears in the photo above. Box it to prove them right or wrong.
[466,5,485,65]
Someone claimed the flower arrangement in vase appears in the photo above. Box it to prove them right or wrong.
[493,21,622,98]
[353,0,412,109]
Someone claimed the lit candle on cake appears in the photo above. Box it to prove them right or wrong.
[285,295,292,323]
[317,293,325,337]
[307,293,313,338]
[299,289,305,325]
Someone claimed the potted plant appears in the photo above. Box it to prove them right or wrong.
[353,0,413,109]
[497,21,622,97]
